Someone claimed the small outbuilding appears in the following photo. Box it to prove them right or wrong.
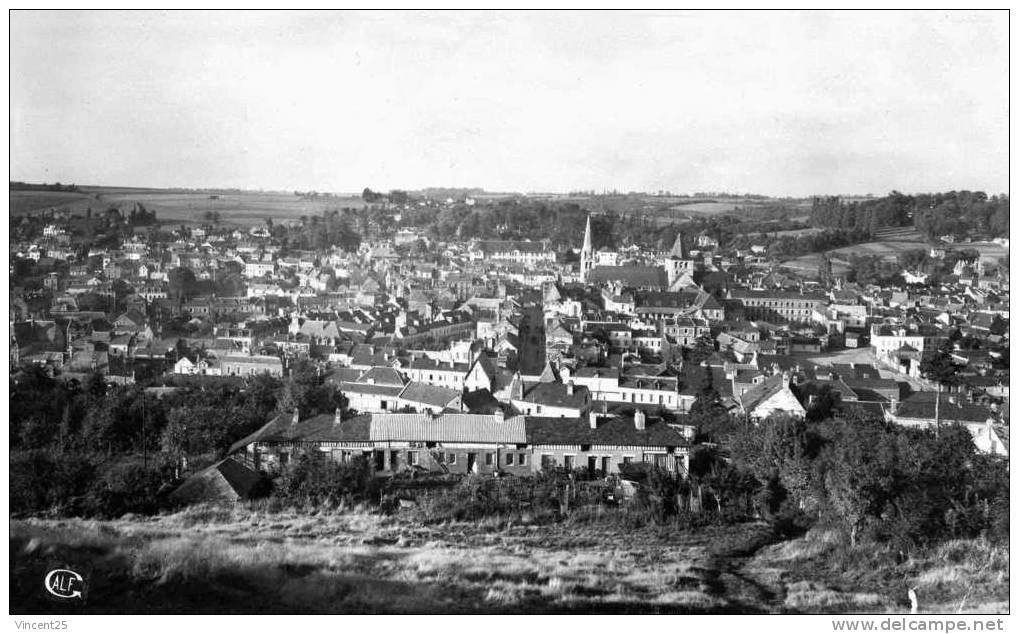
[168,458,267,506]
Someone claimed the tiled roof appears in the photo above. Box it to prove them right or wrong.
[356,366,407,387]
[738,374,791,413]
[370,413,527,444]
[326,367,363,384]
[895,392,996,424]
[338,382,404,396]
[398,382,461,407]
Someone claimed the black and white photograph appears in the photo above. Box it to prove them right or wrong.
[7,9,1010,624]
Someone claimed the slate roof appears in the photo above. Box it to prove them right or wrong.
[168,458,264,505]
[894,392,996,424]
[460,389,503,414]
[573,366,620,379]
[738,374,795,414]
[267,413,372,444]
[475,240,550,254]
[409,357,470,372]
[588,265,667,288]
[521,382,591,409]
[525,416,688,448]
[467,353,497,379]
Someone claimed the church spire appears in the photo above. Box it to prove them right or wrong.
[670,231,684,258]
[582,214,593,254]
[581,214,594,280]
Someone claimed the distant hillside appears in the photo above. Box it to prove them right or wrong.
[10,186,367,224]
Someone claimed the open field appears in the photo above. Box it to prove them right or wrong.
[959,241,1010,261]
[744,227,822,239]
[780,227,928,277]
[9,190,98,215]
[10,187,368,225]
[780,225,1008,278]
[669,201,745,214]
[10,506,1007,614]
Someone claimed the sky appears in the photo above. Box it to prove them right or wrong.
[9,10,1010,197]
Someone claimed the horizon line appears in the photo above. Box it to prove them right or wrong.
[8,180,1010,200]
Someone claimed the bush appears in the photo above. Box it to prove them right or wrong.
[83,463,168,518]
[271,455,382,508]
[10,450,96,516]
[412,473,608,524]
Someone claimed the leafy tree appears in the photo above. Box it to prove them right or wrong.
[817,418,901,547]
[919,341,961,386]
[687,370,734,442]
[168,267,197,300]
[276,360,337,417]
[684,334,715,365]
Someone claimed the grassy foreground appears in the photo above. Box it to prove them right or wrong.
[10,506,1008,614]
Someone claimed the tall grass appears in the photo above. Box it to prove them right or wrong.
[10,504,1008,615]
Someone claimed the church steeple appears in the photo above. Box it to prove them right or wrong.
[670,232,684,258]
[580,214,594,280]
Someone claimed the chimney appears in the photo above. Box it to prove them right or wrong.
[566,381,574,396]
[291,407,300,426]
[494,408,505,422]
[782,371,791,388]
[334,407,342,427]
[634,410,646,430]
[589,411,598,429]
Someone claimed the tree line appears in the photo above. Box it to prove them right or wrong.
[811,191,1009,240]
[9,359,342,518]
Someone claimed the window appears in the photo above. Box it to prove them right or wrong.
[447,453,456,464]
[623,456,632,465]
[564,455,575,470]
[408,451,419,466]
[506,453,514,466]
[536,405,542,414]
[485,453,493,466]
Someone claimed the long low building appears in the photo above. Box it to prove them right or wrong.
[726,289,826,323]
[229,409,690,476]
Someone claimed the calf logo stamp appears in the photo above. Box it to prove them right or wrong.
[44,568,87,602]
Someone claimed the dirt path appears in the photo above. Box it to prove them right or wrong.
[701,524,791,613]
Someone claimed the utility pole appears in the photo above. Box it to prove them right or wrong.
[934,382,941,439]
